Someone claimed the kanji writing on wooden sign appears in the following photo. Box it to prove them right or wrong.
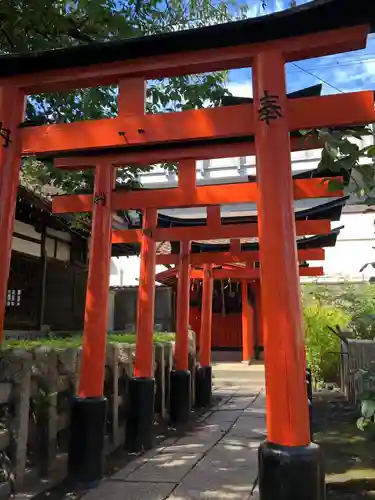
[0,122,11,148]
[93,192,106,206]
[258,90,283,125]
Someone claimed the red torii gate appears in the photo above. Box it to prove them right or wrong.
[54,161,337,430]
[156,262,324,385]
[111,191,338,399]
[0,2,375,498]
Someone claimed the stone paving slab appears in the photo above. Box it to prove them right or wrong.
[191,443,258,472]
[220,436,263,449]
[109,441,179,481]
[81,480,176,500]
[226,427,266,441]
[226,416,266,440]
[82,362,265,500]
[205,409,243,424]
[244,393,266,411]
[210,398,236,410]
[180,459,257,491]
[212,387,238,395]
[243,406,266,419]
[124,452,203,483]
[169,486,254,499]
[218,399,254,411]
[212,385,241,392]
[158,440,215,454]
[234,390,257,397]
[196,420,235,433]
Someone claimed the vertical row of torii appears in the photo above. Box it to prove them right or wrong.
[0,1,375,498]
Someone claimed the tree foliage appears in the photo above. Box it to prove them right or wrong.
[303,299,349,385]
[0,0,248,193]
[356,361,375,435]
[303,282,375,340]
[2,0,375,205]
[303,127,375,204]
[302,282,375,385]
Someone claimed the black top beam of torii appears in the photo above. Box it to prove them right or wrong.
[0,0,374,78]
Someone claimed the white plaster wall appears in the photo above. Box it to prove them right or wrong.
[305,212,375,283]
[110,256,167,287]
[46,227,71,242]
[11,219,72,262]
[14,220,42,240]
[45,237,56,258]
[12,220,42,257]
[12,237,41,257]
[56,240,71,262]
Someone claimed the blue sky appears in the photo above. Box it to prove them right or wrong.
[227,0,375,97]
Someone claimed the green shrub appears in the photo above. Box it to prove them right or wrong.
[303,282,375,340]
[304,301,350,384]
[2,332,176,350]
[355,361,375,437]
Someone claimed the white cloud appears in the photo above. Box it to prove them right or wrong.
[227,81,253,98]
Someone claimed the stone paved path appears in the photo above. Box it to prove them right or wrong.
[83,362,265,500]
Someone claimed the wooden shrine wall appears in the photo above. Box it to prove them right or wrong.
[189,281,262,351]
[5,251,41,330]
[5,251,88,332]
[43,259,88,332]
[190,307,243,350]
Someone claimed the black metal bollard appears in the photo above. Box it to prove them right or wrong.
[306,367,313,440]
[306,367,313,401]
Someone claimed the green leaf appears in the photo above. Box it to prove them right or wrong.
[339,141,359,156]
[326,145,339,159]
[319,129,344,146]
[357,416,366,431]
[356,164,375,182]
[365,146,375,158]
[361,399,375,419]
[327,179,344,192]
[354,368,369,380]
[345,127,373,139]
[319,148,336,169]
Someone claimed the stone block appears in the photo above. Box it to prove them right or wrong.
[0,350,32,488]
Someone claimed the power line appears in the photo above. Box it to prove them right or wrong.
[230,52,375,95]
[288,55,375,73]
[291,62,344,93]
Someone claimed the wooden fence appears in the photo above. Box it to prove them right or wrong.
[340,338,375,403]
[0,338,196,497]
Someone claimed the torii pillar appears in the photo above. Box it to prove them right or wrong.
[68,162,114,482]
[170,240,192,424]
[254,51,324,499]
[195,263,214,406]
[126,208,157,451]
[253,281,264,359]
[241,281,254,363]
[0,87,26,339]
